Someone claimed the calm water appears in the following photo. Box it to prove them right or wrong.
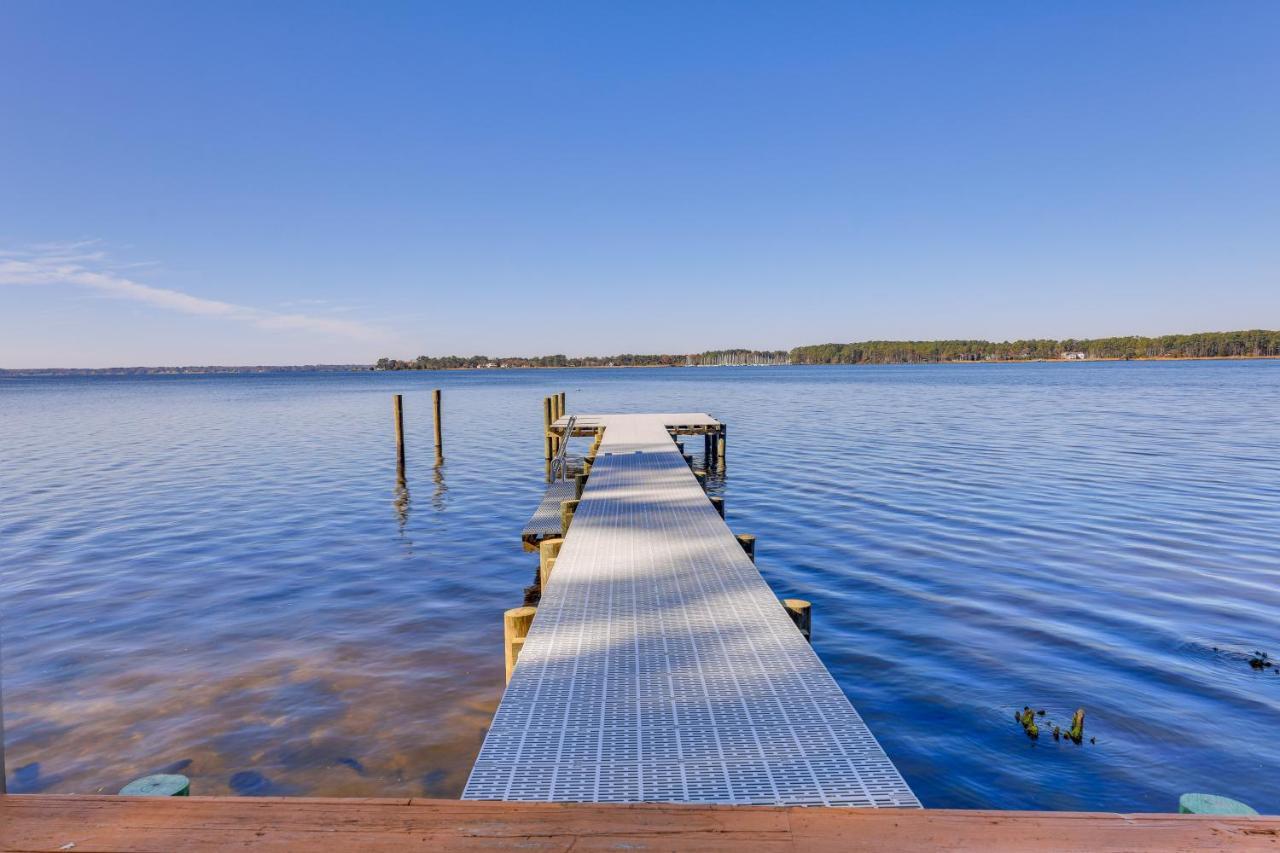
[2,362,1278,810]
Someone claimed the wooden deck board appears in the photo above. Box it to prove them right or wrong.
[2,796,1277,851]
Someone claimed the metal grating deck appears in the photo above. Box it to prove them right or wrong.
[465,413,919,807]
[521,479,577,549]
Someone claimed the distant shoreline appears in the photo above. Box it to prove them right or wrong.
[3,354,1279,377]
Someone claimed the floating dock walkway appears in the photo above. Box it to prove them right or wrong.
[466,412,920,807]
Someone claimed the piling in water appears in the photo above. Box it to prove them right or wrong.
[560,499,580,534]
[504,606,537,683]
[393,394,405,466]
[543,397,554,460]
[539,538,564,588]
[432,389,443,460]
[783,599,812,642]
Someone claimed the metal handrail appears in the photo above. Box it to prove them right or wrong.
[549,414,576,481]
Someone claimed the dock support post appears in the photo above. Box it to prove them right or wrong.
[575,472,588,500]
[694,469,707,490]
[393,394,406,466]
[710,496,724,518]
[539,538,563,587]
[559,392,566,419]
[717,426,726,463]
[504,606,537,684]
[543,397,553,460]
[783,599,812,642]
[736,533,756,562]
[432,389,443,460]
[553,395,563,455]
[560,499,580,534]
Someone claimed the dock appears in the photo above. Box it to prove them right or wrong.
[472,412,918,807]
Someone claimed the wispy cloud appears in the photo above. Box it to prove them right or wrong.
[0,241,385,342]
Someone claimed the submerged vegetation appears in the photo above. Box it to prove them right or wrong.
[1017,706,1092,745]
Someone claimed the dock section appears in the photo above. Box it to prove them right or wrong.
[467,413,919,807]
[5,796,1277,851]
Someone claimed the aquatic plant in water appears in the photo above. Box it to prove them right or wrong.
[1017,706,1088,745]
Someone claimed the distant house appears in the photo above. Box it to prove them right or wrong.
[1062,351,1087,360]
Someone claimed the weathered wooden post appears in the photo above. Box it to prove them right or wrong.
[504,606,537,684]
[552,394,563,454]
[783,599,812,642]
[575,472,588,500]
[736,533,756,562]
[559,391,567,418]
[432,389,443,460]
[717,425,726,463]
[709,496,724,518]
[539,538,563,587]
[543,396,554,460]
[694,469,707,489]
[393,394,406,466]
[560,499,580,534]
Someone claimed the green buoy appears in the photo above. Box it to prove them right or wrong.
[119,774,190,796]
[1178,793,1257,816]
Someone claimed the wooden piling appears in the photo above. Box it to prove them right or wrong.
[432,389,443,459]
[539,538,564,586]
[543,397,554,460]
[559,391,567,419]
[575,472,588,500]
[393,394,405,465]
[717,426,726,462]
[560,499,580,534]
[551,395,562,454]
[504,606,537,683]
[736,533,756,562]
[710,496,724,518]
[694,470,707,489]
[783,599,812,642]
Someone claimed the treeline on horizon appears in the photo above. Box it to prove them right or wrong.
[373,349,789,370]
[375,331,1280,370]
[788,330,1280,364]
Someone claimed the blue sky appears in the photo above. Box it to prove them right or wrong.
[2,2,1277,367]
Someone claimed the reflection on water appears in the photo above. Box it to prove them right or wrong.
[393,463,411,532]
[2,363,1279,809]
[432,459,447,512]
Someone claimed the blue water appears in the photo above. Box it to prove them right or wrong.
[2,362,1278,810]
